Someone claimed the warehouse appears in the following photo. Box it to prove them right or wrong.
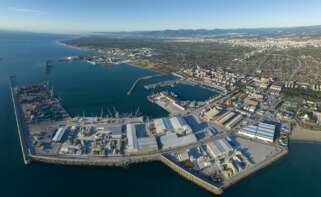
[203,107,220,121]
[154,117,174,134]
[170,116,192,134]
[108,126,123,139]
[206,138,233,159]
[238,122,276,143]
[216,111,236,125]
[126,124,138,152]
[137,137,158,152]
[127,123,158,153]
[160,133,197,149]
[238,125,258,138]
[52,126,67,142]
[255,122,276,142]
[225,114,243,129]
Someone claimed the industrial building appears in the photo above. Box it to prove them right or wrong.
[177,150,189,162]
[225,114,243,130]
[127,123,158,153]
[238,125,258,138]
[206,138,233,159]
[137,137,158,152]
[154,116,192,135]
[170,117,192,134]
[216,111,235,124]
[243,98,259,113]
[52,126,68,142]
[203,107,220,121]
[96,125,123,139]
[108,126,123,139]
[238,122,276,143]
[256,122,276,142]
[126,124,138,152]
[154,117,174,134]
[160,133,197,149]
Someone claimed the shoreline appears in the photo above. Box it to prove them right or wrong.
[55,40,96,53]
[56,41,223,95]
[290,125,321,143]
[58,40,176,75]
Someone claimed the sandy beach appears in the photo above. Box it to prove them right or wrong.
[291,125,321,142]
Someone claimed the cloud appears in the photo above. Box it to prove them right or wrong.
[8,6,46,14]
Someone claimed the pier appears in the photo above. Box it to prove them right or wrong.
[127,75,154,95]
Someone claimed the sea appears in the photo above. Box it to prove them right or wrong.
[0,31,320,197]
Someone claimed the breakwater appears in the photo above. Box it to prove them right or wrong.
[30,154,160,167]
[127,75,153,95]
[9,76,31,165]
[160,154,223,195]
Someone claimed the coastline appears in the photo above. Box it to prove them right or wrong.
[58,40,177,74]
[55,40,96,53]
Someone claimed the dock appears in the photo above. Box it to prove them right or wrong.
[9,76,31,165]
[127,75,154,95]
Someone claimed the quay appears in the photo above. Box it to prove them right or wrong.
[9,76,31,165]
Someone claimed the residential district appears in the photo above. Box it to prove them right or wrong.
[11,65,297,194]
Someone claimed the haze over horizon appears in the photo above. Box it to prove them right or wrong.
[1,0,321,34]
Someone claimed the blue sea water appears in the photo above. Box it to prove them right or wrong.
[0,31,320,197]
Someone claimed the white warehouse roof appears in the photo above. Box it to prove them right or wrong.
[238,122,276,143]
[160,133,197,149]
[170,117,192,134]
[137,137,158,151]
[154,118,174,134]
[126,124,138,152]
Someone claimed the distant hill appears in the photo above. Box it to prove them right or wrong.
[93,25,321,38]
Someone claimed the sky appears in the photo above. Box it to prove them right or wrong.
[0,0,321,34]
